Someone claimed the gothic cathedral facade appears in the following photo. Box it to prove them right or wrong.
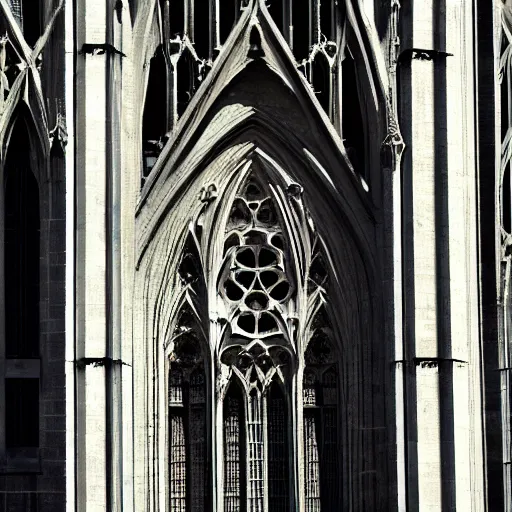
[0,0,509,510]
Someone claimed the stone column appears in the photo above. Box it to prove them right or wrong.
[399,1,485,510]
[74,0,127,510]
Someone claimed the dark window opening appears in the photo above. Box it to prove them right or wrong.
[168,0,185,38]
[224,381,246,512]
[248,27,265,58]
[502,71,510,143]
[22,0,42,48]
[268,382,290,512]
[293,0,311,61]
[4,118,40,358]
[504,166,511,233]
[267,0,284,35]
[219,1,238,45]
[312,53,330,113]
[177,50,195,117]
[188,368,209,511]
[194,1,210,59]
[142,46,168,182]
[6,378,39,450]
[320,0,333,41]
[341,51,366,178]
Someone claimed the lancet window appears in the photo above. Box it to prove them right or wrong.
[0,114,41,466]
[168,321,209,512]
[302,325,339,511]
[223,382,246,512]
[219,174,293,512]
[267,381,289,511]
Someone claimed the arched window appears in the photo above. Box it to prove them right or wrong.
[168,330,208,511]
[267,381,290,512]
[154,155,352,509]
[4,120,40,359]
[312,52,331,114]
[167,0,185,38]
[223,380,246,512]
[142,45,168,183]
[341,49,365,176]
[169,366,187,511]
[302,332,339,511]
[2,115,41,461]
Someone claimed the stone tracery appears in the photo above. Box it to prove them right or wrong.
[221,176,292,341]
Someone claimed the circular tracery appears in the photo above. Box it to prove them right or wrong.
[221,176,293,336]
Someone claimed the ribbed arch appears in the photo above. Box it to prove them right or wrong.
[142,45,168,183]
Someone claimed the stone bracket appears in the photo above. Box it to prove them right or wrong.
[393,357,468,368]
[75,357,131,370]
[397,48,453,64]
[79,43,126,57]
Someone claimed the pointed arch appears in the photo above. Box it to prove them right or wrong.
[133,4,389,508]
[320,0,335,41]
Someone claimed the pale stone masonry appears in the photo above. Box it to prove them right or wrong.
[0,0,509,511]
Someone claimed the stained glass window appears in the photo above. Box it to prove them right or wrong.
[168,336,208,511]
[224,382,246,512]
[303,338,339,511]
[267,382,289,512]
